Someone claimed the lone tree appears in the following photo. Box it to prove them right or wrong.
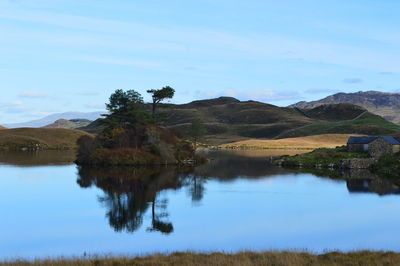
[189,119,207,149]
[147,86,175,115]
[103,89,152,128]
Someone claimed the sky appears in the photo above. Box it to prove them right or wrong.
[1,0,400,123]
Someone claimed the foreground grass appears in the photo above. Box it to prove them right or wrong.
[218,134,360,150]
[3,251,400,266]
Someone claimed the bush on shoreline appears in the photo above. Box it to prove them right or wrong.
[370,153,400,183]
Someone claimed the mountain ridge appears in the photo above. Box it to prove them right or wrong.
[290,91,400,124]
[4,111,104,128]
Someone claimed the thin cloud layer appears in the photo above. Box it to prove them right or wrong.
[18,91,48,98]
[342,78,363,84]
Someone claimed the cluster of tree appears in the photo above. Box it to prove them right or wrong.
[77,86,208,165]
[103,86,175,129]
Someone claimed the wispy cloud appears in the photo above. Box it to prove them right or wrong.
[0,100,29,114]
[18,91,48,98]
[305,88,340,94]
[85,102,104,109]
[77,91,100,96]
[342,78,363,84]
[379,71,394,75]
[1,6,400,73]
[195,88,302,103]
[75,56,160,68]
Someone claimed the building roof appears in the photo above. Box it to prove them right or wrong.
[347,136,378,144]
[379,136,400,145]
[347,136,400,145]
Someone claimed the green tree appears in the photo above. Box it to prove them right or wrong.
[147,86,175,115]
[189,119,207,149]
[103,89,152,128]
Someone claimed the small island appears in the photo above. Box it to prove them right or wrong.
[75,88,201,166]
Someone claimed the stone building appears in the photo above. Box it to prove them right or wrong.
[347,136,400,158]
[347,136,378,152]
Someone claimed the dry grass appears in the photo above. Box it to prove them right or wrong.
[0,128,91,150]
[219,134,364,150]
[3,251,400,265]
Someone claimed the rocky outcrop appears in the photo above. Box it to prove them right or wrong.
[340,158,377,169]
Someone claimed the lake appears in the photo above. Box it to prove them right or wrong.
[1,149,400,259]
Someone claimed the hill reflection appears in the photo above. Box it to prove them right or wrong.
[0,150,76,166]
[76,150,400,234]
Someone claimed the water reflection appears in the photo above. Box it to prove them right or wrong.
[77,166,187,234]
[344,170,400,195]
[76,150,304,234]
[3,149,400,257]
[293,167,400,196]
[0,150,76,166]
[77,150,400,234]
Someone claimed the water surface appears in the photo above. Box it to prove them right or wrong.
[1,150,400,259]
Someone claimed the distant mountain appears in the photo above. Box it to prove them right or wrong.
[4,111,104,128]
[289,91,400,125]
[81,97,400,144]
[0,126,6,130]
[43,119,92,129]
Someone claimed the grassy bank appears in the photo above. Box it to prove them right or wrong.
[370,153,400,184]
[279,147,367,168]
[0,128,91,150]
[218,134,360,150]
[3,251,400,265]
[279,112,400,139]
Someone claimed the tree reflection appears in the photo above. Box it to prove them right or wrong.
[76,151,301,234]
[77,166,186,234]
[147,197,173,234]
[182,175,207,203]
[76,150,400,235]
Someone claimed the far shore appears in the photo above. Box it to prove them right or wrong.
[212,134,363,150]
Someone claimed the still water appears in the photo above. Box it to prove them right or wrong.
[1,150,400,259]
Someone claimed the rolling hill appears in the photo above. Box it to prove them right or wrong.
[290,91,400,125]
[0,128,91,150]
[44,119,92,129]
[80,96,400,144]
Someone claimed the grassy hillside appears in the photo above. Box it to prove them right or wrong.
[278,112,400,139]
[220,134,362,150]
[300,103,366,121]
[80,97,400,144]
[0,128,91,150]
[77,118,106,134]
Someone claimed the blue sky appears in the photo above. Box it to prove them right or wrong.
[1,0,400,123]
